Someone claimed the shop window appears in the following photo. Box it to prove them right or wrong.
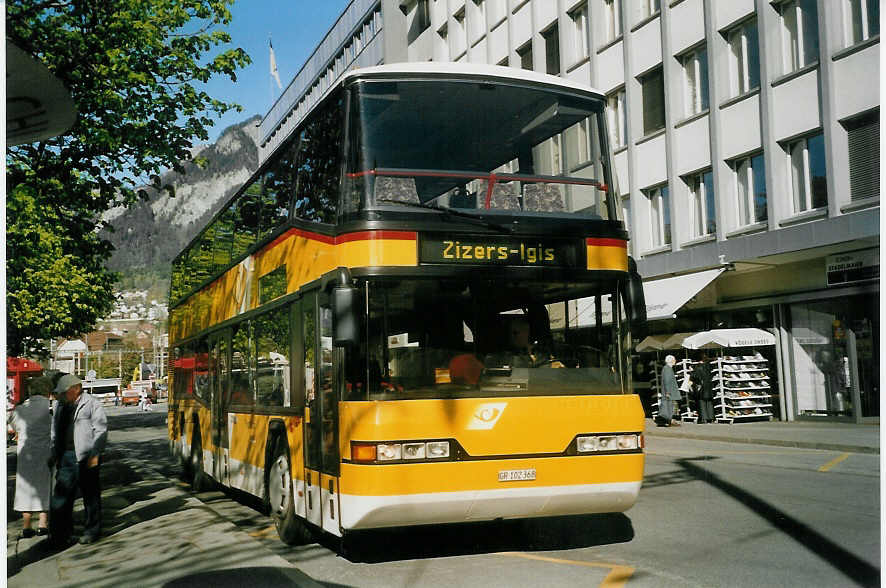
[786,132,827,213]
[727,19,760,98]
[681,46,709,117]
[731,153,767,226]
[543,25,560,75]
[645,184,670,248]
[607,88,627,149]
[604,0,623,42]
[255,306,290,408]
[845,111,879,202]
[518,42,533,70]
[684,169,715,238]
[570,4,589,64]
[844,0,879,46]
[780,0,819,73]
[639,67,665,135]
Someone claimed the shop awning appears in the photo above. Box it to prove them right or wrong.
[643,268,724,321]
[682,328,776,349]
[636,332,696,352]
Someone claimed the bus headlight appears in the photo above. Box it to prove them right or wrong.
[377,443,402,461]
[426,441,450,459]
[576,433,642,453]
[402,442,426,459]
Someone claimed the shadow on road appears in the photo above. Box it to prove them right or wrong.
[334,512,634,563]
[678,457,880,588]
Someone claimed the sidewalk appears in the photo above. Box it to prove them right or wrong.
[644,418,880,454]
[7,444,321,588]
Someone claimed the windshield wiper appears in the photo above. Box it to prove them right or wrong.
[376,199,514,234]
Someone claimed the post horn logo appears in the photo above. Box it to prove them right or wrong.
[467,402,507,430]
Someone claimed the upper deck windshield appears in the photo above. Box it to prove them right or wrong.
[341,278,633,401]
[343,78,615,220]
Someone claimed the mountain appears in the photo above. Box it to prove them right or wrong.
[104,115,261,299]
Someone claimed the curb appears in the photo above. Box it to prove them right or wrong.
[643,429,879,454]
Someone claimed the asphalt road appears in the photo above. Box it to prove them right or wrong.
[12,406,879,587]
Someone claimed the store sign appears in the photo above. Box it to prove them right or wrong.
[826,249,879,286]
[420,236,581,267]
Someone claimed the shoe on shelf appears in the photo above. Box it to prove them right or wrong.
[20,528,35,539]
[78,534,99,545]
[36,528,48,536]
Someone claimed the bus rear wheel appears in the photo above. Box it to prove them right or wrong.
[268,439,312,545]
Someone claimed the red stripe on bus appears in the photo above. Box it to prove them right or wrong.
[336,231,418,244]
[586,238,627,248]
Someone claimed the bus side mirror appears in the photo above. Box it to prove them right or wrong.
[626,257,647,339]
[333,286,361,346]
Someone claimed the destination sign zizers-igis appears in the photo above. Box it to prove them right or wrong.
[419,236,582,267]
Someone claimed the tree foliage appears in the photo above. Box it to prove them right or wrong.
[6,0,251,357]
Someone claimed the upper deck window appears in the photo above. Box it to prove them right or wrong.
[344,78,615,220]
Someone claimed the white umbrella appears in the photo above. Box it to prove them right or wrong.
[636,334,670,352]
[682,328,775,350]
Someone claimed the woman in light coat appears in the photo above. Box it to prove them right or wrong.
[659,355,681,427]
[9,375,54,537]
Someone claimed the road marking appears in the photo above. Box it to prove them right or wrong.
[818,452,850,472]
[500,552,634,587]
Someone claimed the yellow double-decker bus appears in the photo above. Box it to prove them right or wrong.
[168,63,647,545]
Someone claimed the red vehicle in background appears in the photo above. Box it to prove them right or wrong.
[6,357,44,442]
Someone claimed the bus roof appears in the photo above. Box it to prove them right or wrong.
[339,63,605,100]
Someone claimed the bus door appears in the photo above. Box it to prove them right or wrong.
[210,330,231,485]
[303,292,341,535]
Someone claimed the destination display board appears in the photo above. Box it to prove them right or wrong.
[419,235,583,267]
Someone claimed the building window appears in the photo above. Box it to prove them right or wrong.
[405,0,431,44]
[780,0,820,73]
[640,67,665,135]
[681,46,709,116]
[570,4,589,63]
[607,88,627,149]
[641,0,660,19]
[605,0,623,42]
[845,111,879,201]
[786,133,828,213]
[844,0,880,46]
[685,170,716,238]
[518,42,533,70]
[646,185,671,247]
[543,25,560,75]
[727,19,760,97]
[731,153,767,226]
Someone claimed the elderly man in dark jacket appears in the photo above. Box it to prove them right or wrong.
[49,374,108,546]
[659,355,681,426]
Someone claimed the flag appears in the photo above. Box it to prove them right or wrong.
[269,39,282,90]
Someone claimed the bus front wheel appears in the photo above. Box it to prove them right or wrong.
[268,438,312,545]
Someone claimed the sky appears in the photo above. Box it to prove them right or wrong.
[201,1,351,143]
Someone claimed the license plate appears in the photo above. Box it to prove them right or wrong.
[498,468,536,482]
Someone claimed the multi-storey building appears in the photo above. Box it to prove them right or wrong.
[259,0,879,423]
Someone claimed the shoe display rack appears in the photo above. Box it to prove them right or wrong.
[649,364,661,420]
[713,353,774,423]
[678,359,698,423]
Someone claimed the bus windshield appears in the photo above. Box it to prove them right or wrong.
[345,79,614,219]
[342,278,631,401]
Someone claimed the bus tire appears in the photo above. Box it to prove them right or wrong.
[190,430,209,492]
[268,438,312,545]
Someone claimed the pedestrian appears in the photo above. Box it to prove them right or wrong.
[658,355,681,427]
[9,375,54,538]
[49,374,108,546]
[694,354,715,423]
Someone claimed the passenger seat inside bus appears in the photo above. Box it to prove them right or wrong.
[375,176,420,203]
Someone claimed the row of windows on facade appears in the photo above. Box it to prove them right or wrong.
[171,97,344,304]
[636,132,832,250]
[417,0,875,148]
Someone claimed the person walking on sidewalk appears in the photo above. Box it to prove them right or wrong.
[48,374,108,546]
[658,355,682,427]
[9,375,54,538]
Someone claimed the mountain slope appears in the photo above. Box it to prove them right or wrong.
[105,116,261,297]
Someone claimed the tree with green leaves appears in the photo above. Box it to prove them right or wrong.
[6,0,251,357]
